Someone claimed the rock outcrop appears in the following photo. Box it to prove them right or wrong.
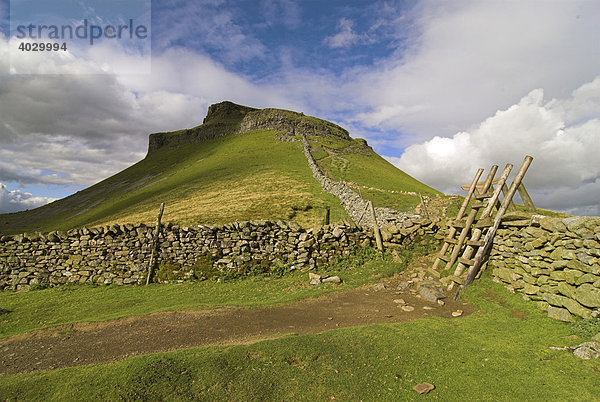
[147,101,350,154]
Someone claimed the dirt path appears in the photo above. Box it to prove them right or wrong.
[0,280,474,375]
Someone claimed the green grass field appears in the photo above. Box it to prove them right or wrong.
[1,273,598,400]
[316,149,439,212]
[0,247,404,339]
[1,237,598,400]
[0,130,353,234]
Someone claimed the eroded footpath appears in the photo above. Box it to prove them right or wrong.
[0,281,473,375]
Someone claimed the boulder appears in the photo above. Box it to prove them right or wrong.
[420,286,446,303]
[573,342,600,359]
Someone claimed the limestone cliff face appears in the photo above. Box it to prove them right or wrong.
[147,101,351,154]
[147,101,256,153]
[238,107,351,140]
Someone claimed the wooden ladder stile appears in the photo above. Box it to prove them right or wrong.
[458,155,534,296]
[430,155,536,294]
[518,183,536,212]
[428,168,484,277]
[500,183,517,212]
[442,165,499,273]
[451,163,514,279]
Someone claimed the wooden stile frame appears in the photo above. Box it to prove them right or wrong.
[429,155,535,295]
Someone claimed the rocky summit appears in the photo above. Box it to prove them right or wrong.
[147,101,353,154]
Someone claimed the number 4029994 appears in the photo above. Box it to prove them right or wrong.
[18,42,67,51]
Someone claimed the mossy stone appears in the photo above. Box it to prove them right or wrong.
[575,283,600,308]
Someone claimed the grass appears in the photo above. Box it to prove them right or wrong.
[316,150,441,212]
[0,121,442,234]
[358,188,422,212]
[319,152,438,195]
[0,247,403,339]
[1,273,598,401]
[0,130,352,234]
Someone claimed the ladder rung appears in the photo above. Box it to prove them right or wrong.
[458,257,475,266]
[438,254,450,262]
[427,268,441,278]
[448,275,465,285]
[471,201,488,209]
[446,237,483,247]
[466,239,484,247]
[474,191,494,200]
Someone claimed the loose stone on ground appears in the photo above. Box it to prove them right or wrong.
[413,382,435,394]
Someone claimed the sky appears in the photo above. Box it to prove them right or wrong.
[0,0,599,216]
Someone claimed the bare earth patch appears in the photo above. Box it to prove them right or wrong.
[0,281,473,375]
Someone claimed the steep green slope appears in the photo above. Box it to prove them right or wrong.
[0,130,348,234]
[0,102,441,234]
[308,135,439,211]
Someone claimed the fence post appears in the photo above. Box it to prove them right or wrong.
[418,192,430,219]
[368,201,384,252]
[146,203,165,285]
[323,206,330,225]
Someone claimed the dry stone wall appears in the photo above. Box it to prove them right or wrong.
[0,218,441,291]
[489,216,600,321]
[300,134,415,228]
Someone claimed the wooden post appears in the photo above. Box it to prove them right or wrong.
[518,183,536,212]
[323,206,330,225]
[146,203,165,285]
[418,192,430,219]
[500,184,517,212]
[368,201,384,252]
[459,155,534,295]
[356,202,369,226]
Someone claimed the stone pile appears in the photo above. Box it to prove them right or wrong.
[489,216,600,321]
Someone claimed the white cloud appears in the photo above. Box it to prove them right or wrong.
[0,32,292,205]
[396,77,600,216]
[0,183,56,213]
[1,1,599,217]
[349,1,600,144]
[324,18,361,49]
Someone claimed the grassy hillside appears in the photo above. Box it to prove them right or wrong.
[309,135,440,211]
[0,130,347,234]
[0,105,441,235]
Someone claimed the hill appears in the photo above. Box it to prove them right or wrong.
[0,101,439,234]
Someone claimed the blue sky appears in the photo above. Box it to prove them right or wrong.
[150,1,417,77]
[0,0,599,215]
